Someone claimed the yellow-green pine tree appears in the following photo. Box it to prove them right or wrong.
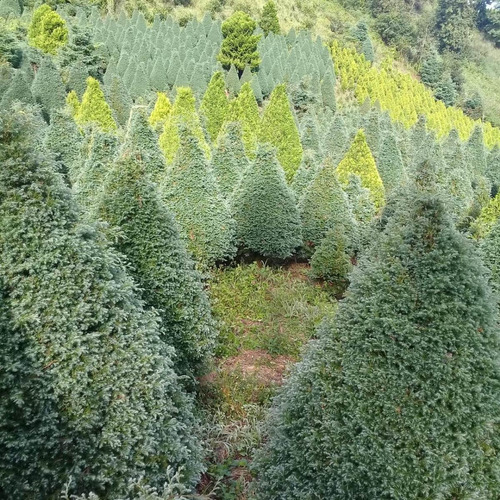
[75,77,116,132]
[337,129,385,209]
[200,71,229,142]
[227,81,260,157]
[159,87,210,163]
[148,92,171,131]
[259,84,302,180]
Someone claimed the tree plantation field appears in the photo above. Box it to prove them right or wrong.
[1,1,500,499]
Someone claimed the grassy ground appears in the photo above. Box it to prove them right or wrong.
[197,262,336,499]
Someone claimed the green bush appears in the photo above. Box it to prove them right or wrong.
[232,144,302,259]
[161,126,237,268]
[98,141,217,379]
[255,166,500,499]
[0,108,202,498]
[28,4,68,55]
[218,11,261,71]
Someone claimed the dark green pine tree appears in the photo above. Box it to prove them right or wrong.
[436,0,475,53]
[160,126,237,268]
[310,228,353,295]
[0,108,202,499]
[73,130,118,215]
[298,157,356,250]
[486,146,500,197]
[0,70,33,110]
[226,64,241,97]
[120,106,166,182]
[255,161,500,500]
[210,121,249,200]
[31,57,66,122]
[322,113,349,166]
[104,74,133,128]
[291,149,320,201]
[67,60,89,99]
[97,151,217,380]
[377,131,406,194]
[259,1,280,36]
[419,48,443,89]
[434,74,457,106]
[200,71,229,143]
[466,126,488,177]
[232,144,302,259]
[44,109,82,178]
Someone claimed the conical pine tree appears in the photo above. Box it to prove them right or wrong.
[299,157,356,250]
[200,71,229,142]
[259,84,303,180]
[377,131,406,194]
[148,91,171,131]
[0,108,202,498]
[121,106,166,181]
[210,121,249,200]
[232,144,302,258]
[337,129,385,210]
[159,87,210,163]
[226,81,260,158]
[97,150,217,379]
[31,57,66,121]
[259,1,280,36]
[161,126,236,268]
[255,163,500,500]
[75,76,116,132]
[44,109,82,178]
[104,74,133,128]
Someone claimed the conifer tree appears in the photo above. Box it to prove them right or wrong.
[121,107,166,181]
[310,228,353,295]
[470,192,500,239]
[161,126,236,268]
[377,131,406,193]
[31,57,66,122]
[28,4,68,55]
[434,74,457,106]
[67,61,88,99]
[487,146,500,197]
[362,36,374,63]
[149,91,171,131]
[260,1,280,36]
[259,84,303,181]
[291,149,319,201]
[0,109,202,498]
[467,126,488,177]
[200,71,229,142]
[337,129,385,210]
[322,114,349,166]
[210,121,248,200]
[44,109,82,178]
[321,69,336,112]
[98,151,217,380]
[226,81,260,157]
[232,144,302,259]
[255,163,500,500]
[299,111,322,158]
[66,89,80,117]
[159,87,210,163]
[0,70,33,110]
[150,57,166,91]
[218,11,261,71]
[299,158,356,249]
[419,48,443,89]
[75,77,116,132]
[73,130,118,214]
[226,64,241,97]
[480,216,500,292]
[104,74,132,128]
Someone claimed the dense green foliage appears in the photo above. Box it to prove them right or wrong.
[218,11,261,71]
[260,1,280,36]
[27,4,68,55]
[161,127,236,268]
[98,117,217,379]
[0,109,202,499]
[200,71,228,142]
[255,167,500,499]
[259,84,303,180]
[232,144,302,259]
